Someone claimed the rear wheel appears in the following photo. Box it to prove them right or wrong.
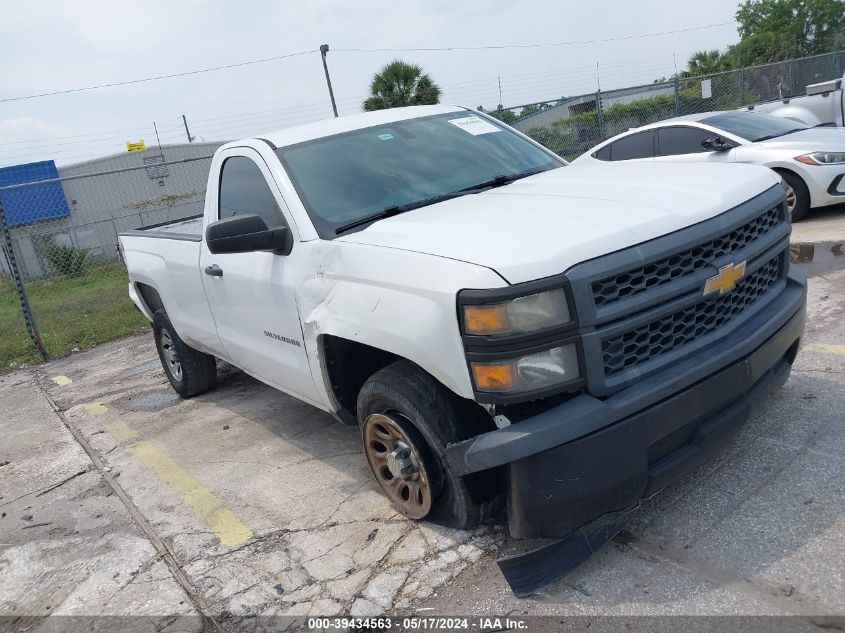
[152,309,217,397]
[779,171,810,222]
[357,361,485,529]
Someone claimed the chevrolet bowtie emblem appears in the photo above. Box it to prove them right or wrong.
[704,261,747,295]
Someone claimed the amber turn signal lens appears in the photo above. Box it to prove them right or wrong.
[464,305,509,335]
[471,362,517,390]
[794,154,818,165]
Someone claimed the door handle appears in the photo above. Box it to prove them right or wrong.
[204,264,223,277]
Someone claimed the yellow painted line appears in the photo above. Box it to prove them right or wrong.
[105,420,139,442]
[805,343,845,356]
[82,402,108,415]
[131,441,253,547]
[51,375,72,386]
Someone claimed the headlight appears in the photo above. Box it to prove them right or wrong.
[795,152,845,165]
[470,343,580,394]
[462,288,571,336]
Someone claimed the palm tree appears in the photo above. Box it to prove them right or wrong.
[362,60,441,111]
[683,50,730,77]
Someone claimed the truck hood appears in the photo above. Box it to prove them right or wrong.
[753,126,845,151]
[336,162,781,284]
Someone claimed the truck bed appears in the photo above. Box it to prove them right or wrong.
[119,215,203,242]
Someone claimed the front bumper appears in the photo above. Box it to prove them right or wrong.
[803,165,845,208]
[446,268,807,538]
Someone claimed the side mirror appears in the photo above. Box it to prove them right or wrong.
[701,136,731,152]
[206,213,292,255]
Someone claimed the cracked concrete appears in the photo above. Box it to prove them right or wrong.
[0,371,201,631]
[2,332,500,626]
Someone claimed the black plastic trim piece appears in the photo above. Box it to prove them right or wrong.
[827,173,845,196]
[497,504,638,597]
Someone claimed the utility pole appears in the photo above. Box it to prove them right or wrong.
[320,44,339,117]
[181,114,194,143]
[497,74,503,108]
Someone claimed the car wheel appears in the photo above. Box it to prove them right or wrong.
[780,171,810,222]
[357,360,484,529]
[152,309,217,397]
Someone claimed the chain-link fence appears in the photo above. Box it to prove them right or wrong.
[500,50,845,160]
[0,144,220,369]
[1,49,844,371]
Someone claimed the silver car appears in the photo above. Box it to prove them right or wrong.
[572,111,845,220]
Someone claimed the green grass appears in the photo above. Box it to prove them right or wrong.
[0,264,150,373]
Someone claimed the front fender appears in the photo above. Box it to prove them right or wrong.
[297,242,507,405]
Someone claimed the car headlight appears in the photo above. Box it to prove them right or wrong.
[470,343,580,394]
[462,288,571,336]
[795,152,845,165]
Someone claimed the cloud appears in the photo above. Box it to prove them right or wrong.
[0,117,56,144]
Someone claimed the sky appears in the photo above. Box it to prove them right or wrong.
[0,0,744,167]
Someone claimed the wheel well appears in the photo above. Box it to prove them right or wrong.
[320,336,503,506]
[136,283,164,315]
[320,335,401,425]
[771,167,804,187]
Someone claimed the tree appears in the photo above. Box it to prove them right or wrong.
[683,50,732,77]
[733,0,845,62]
[362,60,441,111]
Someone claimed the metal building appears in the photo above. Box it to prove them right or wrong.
[1,142,224,279]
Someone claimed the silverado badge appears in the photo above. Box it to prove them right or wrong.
[704,261,747,296]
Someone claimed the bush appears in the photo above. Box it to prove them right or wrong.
[42,240,89,278]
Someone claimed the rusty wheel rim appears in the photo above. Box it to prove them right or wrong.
[363,413,433,519]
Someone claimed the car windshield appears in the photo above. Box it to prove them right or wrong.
[275,112,563,238]
[701,112,807,142]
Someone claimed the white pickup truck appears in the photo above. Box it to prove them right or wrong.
[743,69,844,127]
[119,105,806,589]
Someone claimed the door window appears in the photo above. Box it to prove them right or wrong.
[656,126,716,156]
[606,131,654,161]
[218,156,286,228]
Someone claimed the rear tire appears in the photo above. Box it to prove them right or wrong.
[357,361,484,529]
[779,170,810,222]
[152,309,217,398]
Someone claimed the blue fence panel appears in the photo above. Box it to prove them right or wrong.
[0,161,71,227]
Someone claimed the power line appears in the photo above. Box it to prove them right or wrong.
[0,22,735,105]
[0,121,182,147]
[0,49,318,104]
[333,22,735,52]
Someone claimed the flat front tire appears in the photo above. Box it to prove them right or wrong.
[357,360,485,529]
[152,309,217,398]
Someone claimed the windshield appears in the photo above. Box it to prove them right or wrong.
[275,112,563,238]
[701,111,807,142]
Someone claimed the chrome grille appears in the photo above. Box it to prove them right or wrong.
[592,205,780,307]
[602,255,781,375]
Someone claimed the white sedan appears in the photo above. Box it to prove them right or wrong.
[571,111,845,220]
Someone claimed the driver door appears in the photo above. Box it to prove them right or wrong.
[199,148,320,404]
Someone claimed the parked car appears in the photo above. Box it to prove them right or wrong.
[118,105,806,592]
[571,110,845,220]
[741,69,844,128]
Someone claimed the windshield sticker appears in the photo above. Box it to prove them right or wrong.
[448,116,501,135]
[377,133,394,140]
